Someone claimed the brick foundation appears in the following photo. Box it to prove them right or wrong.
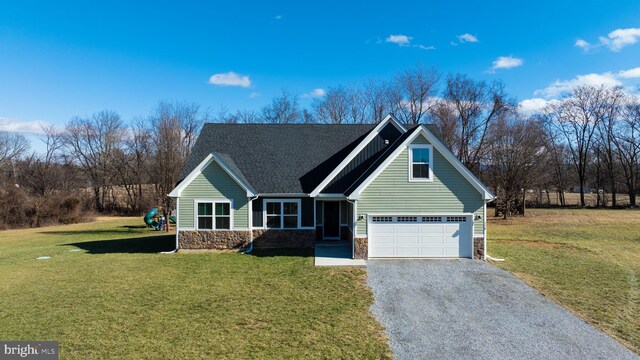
[473,237,485,260]
[354,237,368,259]
[251,229,315,248]
[178,230,251,249]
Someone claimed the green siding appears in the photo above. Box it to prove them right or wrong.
[356,134,484,236]
[178,160,249,229]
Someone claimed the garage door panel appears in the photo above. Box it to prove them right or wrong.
[396,225,420,234]
[396,235,420,246]
[373,235,395,246]
[421,234,445,244]
[375,226,395,234]
[420,225,445,234]
[370,247,395,257]
[395,247,421,256]
[369,215,472,258]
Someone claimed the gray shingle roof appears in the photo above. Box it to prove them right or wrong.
[180,123,375,194]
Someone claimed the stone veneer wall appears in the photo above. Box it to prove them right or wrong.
[252,229,315,248]
[178,230,251,249]
[179,229,316,249]
[354,237,368,259]
[473,237,485,260]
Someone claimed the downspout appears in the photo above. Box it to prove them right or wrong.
[243,195,259,254]
[161,195,179,254]
[347,199,356,259]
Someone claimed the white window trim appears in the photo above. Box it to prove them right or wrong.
[408,144,433,182]
[263,198,302,230]
[194,198,234,231]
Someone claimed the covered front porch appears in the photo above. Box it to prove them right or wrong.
[314,198,364,266]
[315,199,355,242]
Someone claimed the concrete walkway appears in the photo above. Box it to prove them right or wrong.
[314,243,366,267]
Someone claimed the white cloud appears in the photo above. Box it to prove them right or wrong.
[576,28,640,52]
[457,33,478,43]
[605,28,640,51]
[274,15,282,20]
[415,44,435,50]
[518,98,560,116]
[385,34,412,46]
[0,117,49,134]
[490,56,524,71]
[575,39,590,49]
[303,88,326,98]
[535,72,623,98]
[383,34,435,50]
[208,71,251,87]
[249,92,261,98]
[618,67,640,79]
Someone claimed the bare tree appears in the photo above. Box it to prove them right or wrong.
[431,74,511,171]
[312,86,350,124]
[262,90,300,123]
[148,101,206,209]
[19,126,64,197]
[388,65,440,125]
[111,119,152,213]
[0,131,30,181]
[613,96,640,207]
[544,85,611,207]
[486,114,546,218]
[363,79,391,123]
[543,120,570,206]
[595,87,626,206]
[65,110,125,211]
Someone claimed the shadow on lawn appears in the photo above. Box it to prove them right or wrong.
[42,229,145,236]
[247,248,313,258]
[64,234,175,254]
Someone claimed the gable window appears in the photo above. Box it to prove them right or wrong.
[196,200,231,230]
[409,144,433,181]
[265,199,300,229]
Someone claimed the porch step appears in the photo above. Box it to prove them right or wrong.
[316,241,350,247]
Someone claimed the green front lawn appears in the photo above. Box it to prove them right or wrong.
[0,218,391,359]
[488,209,640,354]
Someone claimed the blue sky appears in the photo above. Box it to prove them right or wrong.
[1,0,639,136]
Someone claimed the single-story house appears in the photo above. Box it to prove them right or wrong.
[168,115,495,259]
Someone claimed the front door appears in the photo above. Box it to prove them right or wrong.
[323,201,340,240]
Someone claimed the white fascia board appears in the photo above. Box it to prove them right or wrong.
[167,153,256,198]
[349,125,495,201]
[308,114,407,197]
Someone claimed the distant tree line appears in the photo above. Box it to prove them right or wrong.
[0,101,207,228]
[1,65,638,228]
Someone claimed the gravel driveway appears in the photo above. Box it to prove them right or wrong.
[367,260,638,360]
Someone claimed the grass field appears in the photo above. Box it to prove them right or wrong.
[0,218,391,359]
[488,209,640,354]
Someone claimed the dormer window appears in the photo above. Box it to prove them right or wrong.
[409,144,433,181]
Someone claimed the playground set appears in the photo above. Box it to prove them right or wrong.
[143,207,176,231]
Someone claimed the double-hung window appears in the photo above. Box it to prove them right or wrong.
[196,200,231,230]
[409,144,433,181]
[265,200,300,229]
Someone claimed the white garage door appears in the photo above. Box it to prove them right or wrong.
[368,215,473,258]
